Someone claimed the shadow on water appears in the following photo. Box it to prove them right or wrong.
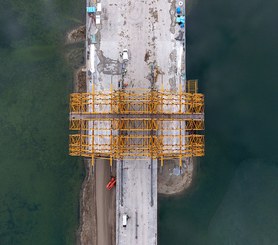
[159,0,278,244]
[0,0,85,244]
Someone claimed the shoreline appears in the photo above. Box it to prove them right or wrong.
[67,31,97,243]
[75,161,97,245]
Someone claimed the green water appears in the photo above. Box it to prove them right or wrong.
[159,0,278,244]
[0,0,84,244]
[1,0,278,244]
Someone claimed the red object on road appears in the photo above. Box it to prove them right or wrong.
[106,177,116,190]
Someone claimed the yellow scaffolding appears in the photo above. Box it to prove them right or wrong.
[69,134,204,159]
[187,79,198,93]
[69,118,204,131]
[69,86,205,165]
[70,89,204,115]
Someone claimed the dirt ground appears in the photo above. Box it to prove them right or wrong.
[95,160,116,245]
[76,159,116,245]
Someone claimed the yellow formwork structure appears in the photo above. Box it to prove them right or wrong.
[187,79,198,93]
[70,118,204,131]
[70,89,204,115]
[69,134,204,159]
[69,85,205,166]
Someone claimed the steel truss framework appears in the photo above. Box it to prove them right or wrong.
[69,88,205,166]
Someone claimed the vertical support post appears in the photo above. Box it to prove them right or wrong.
[110,156,113,173]
[91,155,95,166]
[160,156,164,174]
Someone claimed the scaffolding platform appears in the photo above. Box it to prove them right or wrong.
[69,86,205,166]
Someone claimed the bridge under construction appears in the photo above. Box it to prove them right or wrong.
[69,0,204,244]
[69,84,204,165]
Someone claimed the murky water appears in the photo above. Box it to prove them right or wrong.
[159,0,278,244]
[0,0,84,244]
[1,0,278,244]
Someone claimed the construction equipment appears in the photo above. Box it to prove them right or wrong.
[106,177,116,190]
[69,80,205,167]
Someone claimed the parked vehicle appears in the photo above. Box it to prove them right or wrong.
[122,214,129,227]
[122,49,129,61]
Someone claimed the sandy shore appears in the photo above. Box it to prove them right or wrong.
[95,161,116,245]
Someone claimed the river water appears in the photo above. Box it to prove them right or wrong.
[159,0,278,244]
[1,0,278,244]
[0,0,84,244]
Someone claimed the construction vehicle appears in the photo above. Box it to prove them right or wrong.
[106,177,116,190]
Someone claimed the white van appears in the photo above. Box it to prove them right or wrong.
[122,49,129,61]
[97,3,102,12]
[122,214,128,227]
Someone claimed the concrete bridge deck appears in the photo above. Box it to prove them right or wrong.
[84,0,186,244]
[116,159,157,245]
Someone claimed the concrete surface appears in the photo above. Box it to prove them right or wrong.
[116,159,158,245]
[83,0,187,245]
[87,0,185,92]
